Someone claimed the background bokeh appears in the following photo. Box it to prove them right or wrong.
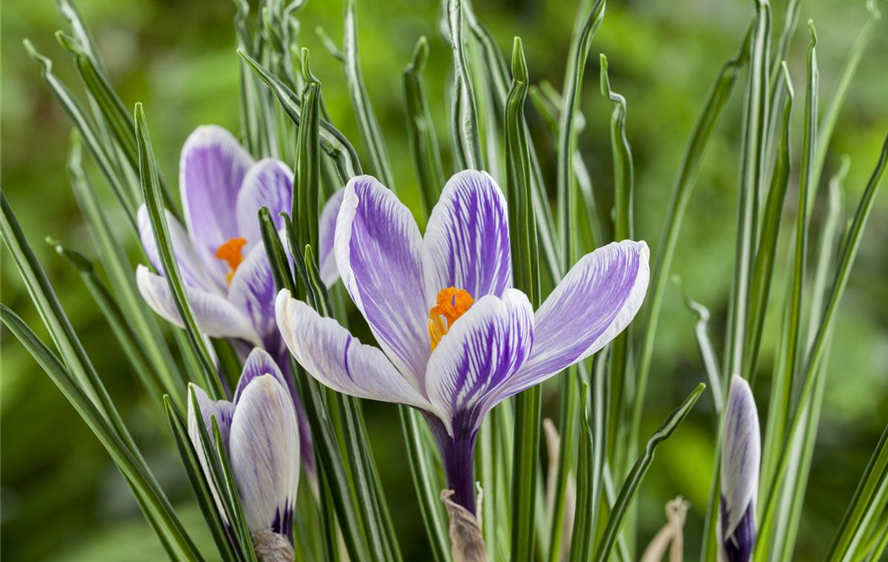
[2,0,886,560]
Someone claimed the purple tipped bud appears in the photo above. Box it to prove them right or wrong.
[719,375,760,562]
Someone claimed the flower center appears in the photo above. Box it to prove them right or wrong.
[428,287,474,351]
[215,237,247,286]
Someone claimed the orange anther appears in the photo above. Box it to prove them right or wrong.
[216,237,247,285]
[428,287,474,351]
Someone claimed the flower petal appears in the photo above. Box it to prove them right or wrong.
[236,159,293,254]
[137,205,215,292]
[229,374,300,535]
[721,375,760,540]
[275,290,435,412]
[422,170,512,302]
[180,125,255,285]
[319,188,345,287]
[188,383,236,449]
[502,240,649,396]
[335,176,429,387]
[187,384,235,524]
[425,289,534,434]
[227,241,277,348]
[234,347,288,404]
[137,265,261,345]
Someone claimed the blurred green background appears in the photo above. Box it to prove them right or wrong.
[2,0,886,560]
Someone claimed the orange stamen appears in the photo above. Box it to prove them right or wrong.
[428,287,474,351]
[215,237,247,285]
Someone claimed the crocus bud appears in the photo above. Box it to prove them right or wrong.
[719,375,761,562]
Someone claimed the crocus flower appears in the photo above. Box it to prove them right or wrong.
[136,125,343,358]
[189,348,300,559]
[275,170,649,514]
[136,125,343,469]
[719,375,761,562]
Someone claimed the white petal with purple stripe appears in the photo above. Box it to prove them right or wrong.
[180,125,255,284]
[137,205,216,292]
[137,265,261,346]
[235,348,289,403]
[236,159,293,253]
[275,290,437,414]
[335,176,429,388]
[228,241,277,346]
[422,170,512,303]
[318,188,345,287]
[721,375,760,540]
[502,240,649,397]
[229,374,300,535]
[187,384,235,524]
[425,289,533,434]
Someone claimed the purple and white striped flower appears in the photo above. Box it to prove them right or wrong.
[719,375,761,562]
[136,125,343,470]
[136,125,343,358]
[188,348,300,557]
[275,170,650,514]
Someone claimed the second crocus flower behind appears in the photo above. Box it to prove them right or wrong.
[276,170,650,515]
[189,348,300,562]
[719,375,761,562]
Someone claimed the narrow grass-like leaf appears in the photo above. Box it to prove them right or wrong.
[756,36,817,559]
[570,354,609,562]
[239,50,362,181]
[457,4,561,283]
[309,243,402,561]
[259,211,374,562]
[674,277,724,413]
[189,389,257,561]
[725,0,770,379]
[1,193,135,446]
[600,54,634,241]
[0,306,203,561]
[164,396,239,562]
[343,0,396,187]
[446,0,483,170]
[294,49,321,252]
[765,0,801,152]
[48,240,166,412]
[67,132,185,407]
[592,383,705,562]
[401,407,450,562]
[825,422,888,562]
[213,419,260,562]
[569,387,595,562]
[23,40,137,229]
[504,36,545,562]
[600,53,636,480]
[53,4,179,217]
[301,243,397,561]
[529,83,602,250]
[557,0,605,270]
[743,62,794,385]
[398,46,452,555]
[780,21,818,392]
[403,37,446,210]
[233,0,272,157]
[757,132,888,555]
[135,104,224,400]
[633,28,748,446]
[810,1,881,195]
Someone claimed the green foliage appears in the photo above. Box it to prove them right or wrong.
[2,0,887,561]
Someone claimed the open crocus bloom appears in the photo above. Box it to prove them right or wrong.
[136,125,343,358]
[719,375,760,562]
[137,126,342,471]
[276,170,649,514]
[189,348,300,555]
